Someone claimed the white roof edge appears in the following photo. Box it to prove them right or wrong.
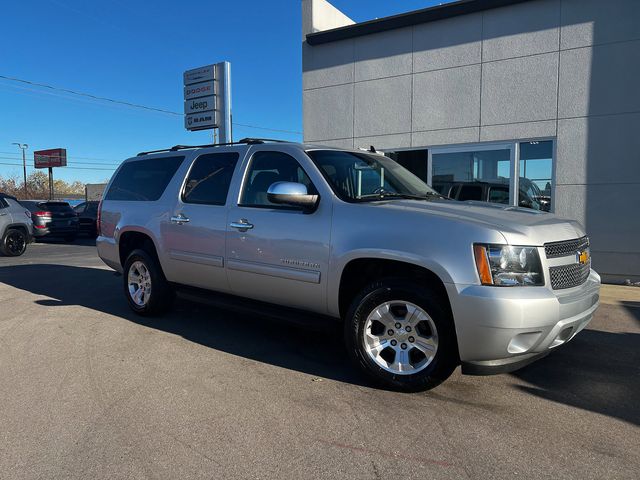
[302,0,355,40]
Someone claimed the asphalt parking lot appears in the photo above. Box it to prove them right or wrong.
[1,240,639,479]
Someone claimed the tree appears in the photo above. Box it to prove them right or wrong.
[0,172,87,199]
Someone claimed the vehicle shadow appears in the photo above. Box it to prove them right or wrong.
[34,237,96,246]
[2,263,639,419]
[510,319,640,426]
[0,263,368,387]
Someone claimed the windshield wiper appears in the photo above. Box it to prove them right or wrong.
[424,191,450,200]
[359,190,447,201]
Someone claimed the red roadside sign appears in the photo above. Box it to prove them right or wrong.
[34,148,67,168]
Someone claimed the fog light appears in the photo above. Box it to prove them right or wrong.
[507,331,542,354]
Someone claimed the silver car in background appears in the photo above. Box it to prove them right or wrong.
[97,139,600,391]
[0,193,33,257]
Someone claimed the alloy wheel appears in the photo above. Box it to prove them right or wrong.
[127,260,152,307]
[363,300,438,375]
[6,231,26,255]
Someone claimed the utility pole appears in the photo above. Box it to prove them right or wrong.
[11,143,28,198]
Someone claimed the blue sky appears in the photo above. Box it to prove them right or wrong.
[0,0,440,184]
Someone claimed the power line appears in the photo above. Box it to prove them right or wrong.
[0,153,120,166]
[234,122,302,135]
[0,161,115,171]
[0,74,181,116]
[0,74,304,135]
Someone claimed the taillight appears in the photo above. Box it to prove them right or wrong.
[33,211,52,217]
[96,200,103,236]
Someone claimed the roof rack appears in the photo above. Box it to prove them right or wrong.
[137,138,289,156]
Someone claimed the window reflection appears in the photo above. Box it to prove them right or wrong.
[431,148,511,200]
[519,141,553,212]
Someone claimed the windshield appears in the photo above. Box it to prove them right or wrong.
[306,150,439,202]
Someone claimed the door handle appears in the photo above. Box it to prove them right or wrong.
[0,212,7,216]
[170,213,190,225]
[229,219,254,231]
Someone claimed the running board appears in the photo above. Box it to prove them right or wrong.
[173,284,341,332]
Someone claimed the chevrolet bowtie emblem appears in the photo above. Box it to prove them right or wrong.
[577,249,590,265]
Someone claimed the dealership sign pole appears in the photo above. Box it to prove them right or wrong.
[33,148,67,200]
[183,62,232,144]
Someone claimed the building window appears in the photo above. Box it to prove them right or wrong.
[385,149,429,182]
[519,141,553,212]
[385,138,555,211]
[428,140,553,211]
[430,146,512,197]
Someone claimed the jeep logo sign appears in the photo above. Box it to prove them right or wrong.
[184,95,215,115]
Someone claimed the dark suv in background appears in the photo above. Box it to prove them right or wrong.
[20,200,79,242]
[73,201,99,238]
[433,178,550,212]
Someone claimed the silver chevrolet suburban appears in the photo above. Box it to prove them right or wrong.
[97,139,600,391]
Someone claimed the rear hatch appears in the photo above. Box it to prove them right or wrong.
[30,202,79,230]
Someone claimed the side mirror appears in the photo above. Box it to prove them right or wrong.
[267,182,319,212]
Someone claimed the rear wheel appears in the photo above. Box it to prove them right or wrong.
[1,229,27,256]
[345,279,458,392]
[123,249,174,316]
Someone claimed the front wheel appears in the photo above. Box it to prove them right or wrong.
[1,229,28,256]
[123,249,175,316]
[345,279,458,392]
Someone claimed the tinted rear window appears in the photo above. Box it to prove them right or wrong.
[19,201,71,212]
[19,201,39,211]
[182,152,239,205]
[41,202,73,212]
[105,156,184,201]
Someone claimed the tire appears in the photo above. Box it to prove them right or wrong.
[123,248,175,316]
[345,278,458,392]
[1,228,28,257]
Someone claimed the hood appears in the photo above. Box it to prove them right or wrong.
[376,199,585,246]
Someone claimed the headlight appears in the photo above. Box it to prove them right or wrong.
[474,244,544,286]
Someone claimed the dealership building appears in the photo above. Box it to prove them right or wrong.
[302,0,640,283]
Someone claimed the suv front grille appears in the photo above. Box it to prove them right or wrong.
[544,236,591,289]
[544,236,589,258]
[549,261,591,290]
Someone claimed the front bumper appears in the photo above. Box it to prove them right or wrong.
[446,269,600,375]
